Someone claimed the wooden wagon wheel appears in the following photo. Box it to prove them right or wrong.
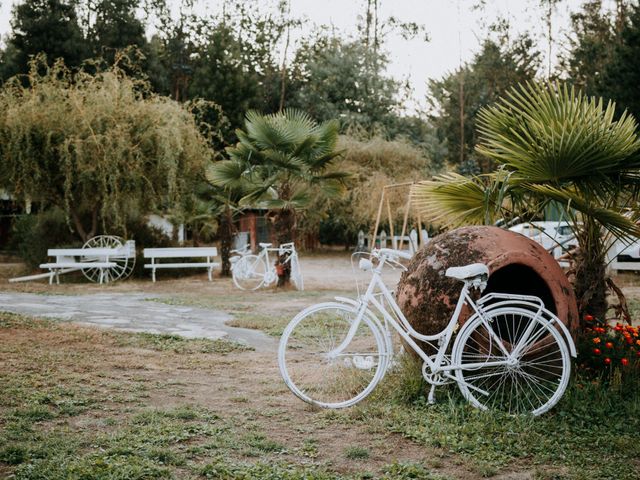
[81,235,135,283]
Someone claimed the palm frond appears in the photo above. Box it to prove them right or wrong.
[476,81,640,183]
[526,184,640,239]
[206,160,247,191]
[411,173,506,228]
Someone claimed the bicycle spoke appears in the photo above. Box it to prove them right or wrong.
[454,307,570,416]
[279,304,385,408]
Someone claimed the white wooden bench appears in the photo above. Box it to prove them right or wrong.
[40,248,119,285]
[143,247,220,282]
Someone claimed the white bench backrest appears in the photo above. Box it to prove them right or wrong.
[143,247,218,258]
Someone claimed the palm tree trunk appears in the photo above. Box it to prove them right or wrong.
[573,219,608,324]
[274,208,296,287]
[219,206,233,277]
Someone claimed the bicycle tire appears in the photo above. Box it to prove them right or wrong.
[232,255,266,290]
[278,302,387,409]
[290,254,304,291]
[452,306,571,416]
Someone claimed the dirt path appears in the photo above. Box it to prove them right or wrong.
[0,291,276,351]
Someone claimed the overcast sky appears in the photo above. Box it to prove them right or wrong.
[0,0,594,111]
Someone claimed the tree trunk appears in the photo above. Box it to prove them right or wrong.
[572,219,608,324]
[273,208,296,287]
[219,206,234,277]
[69,207,98,242]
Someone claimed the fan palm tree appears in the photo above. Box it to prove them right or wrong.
[208,109,347,285]
[168,179,247,277]
[412,82,640,321]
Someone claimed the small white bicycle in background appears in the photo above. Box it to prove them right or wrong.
[278,248,576,416]
[231,242,303,291]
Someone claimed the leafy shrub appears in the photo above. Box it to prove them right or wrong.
[125,217,174,278]
[302,134,436,246]
[8,209,78,269]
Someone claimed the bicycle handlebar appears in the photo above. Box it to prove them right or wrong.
[372,248,413,261]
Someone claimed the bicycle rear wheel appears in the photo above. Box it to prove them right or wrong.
[452,306,571,416]
[290,254,304,291]
[232,255,266,290]
[278,303,387,409]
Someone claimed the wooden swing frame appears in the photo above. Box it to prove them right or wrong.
[370,182,427,251]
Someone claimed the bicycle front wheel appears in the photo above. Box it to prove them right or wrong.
[278,303,387,409]
[452,307,571,416]
[232,255,266,290]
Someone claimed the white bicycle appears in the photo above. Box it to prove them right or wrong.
[278,248,576,416]
[231,242,303,291]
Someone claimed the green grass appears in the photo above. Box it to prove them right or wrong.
[149,290,347,338]
[5,309,640,479]
[113,331,252,354]
[225,312,293,337]
[343,446,370,460]
[1,311,450,479]
[360,364,640,479]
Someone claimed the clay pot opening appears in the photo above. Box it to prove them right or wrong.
[484,263,557,315]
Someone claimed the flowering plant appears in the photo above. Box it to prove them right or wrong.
[578,314,640,378]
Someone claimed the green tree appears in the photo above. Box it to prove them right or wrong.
[563,0,619,96]
[0,0,89,79]
[287,35,401,132]
[600,3,640,120]
[428,36,540,173]
[89,0,148,62]
[208,109,347,285]
[412,82,640,322]
[0,57,212,241]
[188,23,269,141]
[308,134,435,248]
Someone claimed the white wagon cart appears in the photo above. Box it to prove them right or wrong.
[9,235,136,285]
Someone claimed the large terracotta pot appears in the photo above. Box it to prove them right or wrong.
[396,226,578,346]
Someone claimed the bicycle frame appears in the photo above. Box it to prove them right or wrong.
[235,245,296,281]
[330,252,514,380]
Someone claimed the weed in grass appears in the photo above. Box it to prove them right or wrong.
[344,446,370,460]
[230,396,249,403]
[113,331,252,354]
[381,462,452,480]
[0,444,28,465]
[13,453,173,480]
[226,313,292,337]
[146,448,186,466]
[0,312,55,330]
[372,352,427,405]
[299,438,319,458]
[200,458,345,479]
[245,433,287,454]
[10,405,55,422]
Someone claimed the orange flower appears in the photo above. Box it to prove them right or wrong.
[593,337,601,344]
[605,342,614,349]
[621,358,630,366]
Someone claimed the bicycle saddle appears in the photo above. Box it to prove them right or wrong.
[445,263,489,281]
[259,242,272,248]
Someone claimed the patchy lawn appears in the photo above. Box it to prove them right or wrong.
[0,312,468,480]
[1,258,640,479]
